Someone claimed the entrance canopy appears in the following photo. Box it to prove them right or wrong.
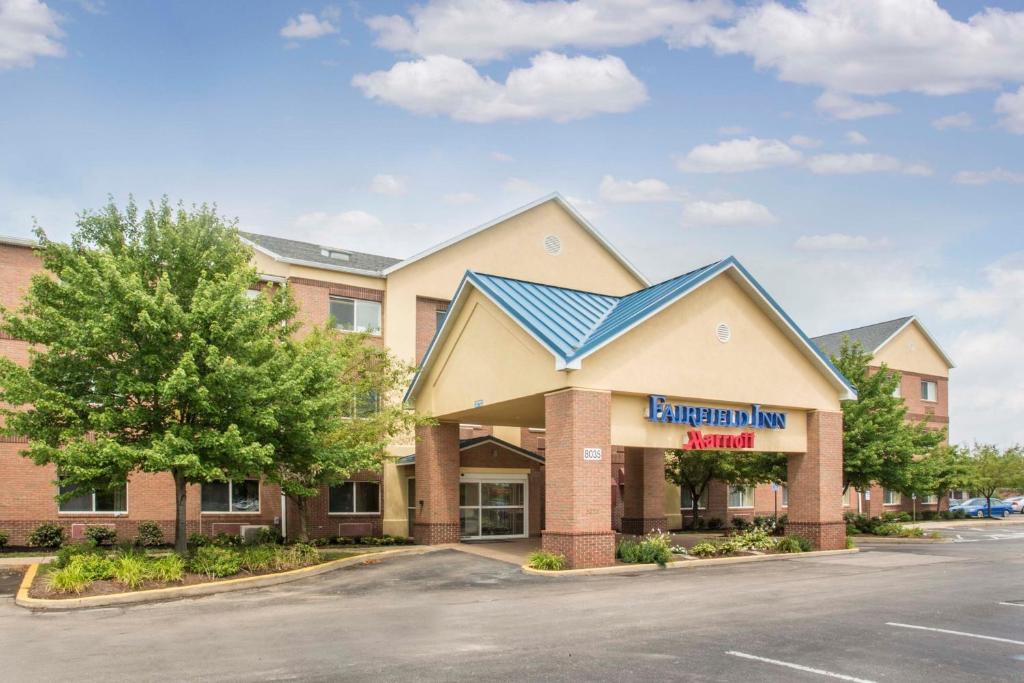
[406,256,855,454]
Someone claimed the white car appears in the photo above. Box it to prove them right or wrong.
[1004,495,1024,513]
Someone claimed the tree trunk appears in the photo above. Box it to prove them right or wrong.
[689,485,701,528]
[173,469,188,554]
[295,496,309,542]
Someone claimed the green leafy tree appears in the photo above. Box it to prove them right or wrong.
[830,338,946,494]
[0,199,294,553]
[262,325,426,540]
[963,443,1024,514]
[665,450,786,525]
[905,444,971,504]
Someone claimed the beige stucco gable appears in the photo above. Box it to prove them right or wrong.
[871,320,951,378]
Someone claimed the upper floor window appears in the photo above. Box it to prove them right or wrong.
[348,390,379,419]
[201,479,260,513]
[245,288,261,300]
[59,482,127,513]
[435,308,447,330]
[920,380,937,402]
[728,485,755,508]
[330,296,381,335]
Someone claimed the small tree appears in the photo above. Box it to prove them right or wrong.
[665,449,786,525]
[0,199,294,553]
[262,325,425,540]
[963,443,1024,515]
[831,337,945,493]
[905,444,971,509]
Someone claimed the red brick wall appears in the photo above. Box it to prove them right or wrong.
[415,296,448,364]
[412,422,461,544]
[0,241,41,313]
[787,410,846,550]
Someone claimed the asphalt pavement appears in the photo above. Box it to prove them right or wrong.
[1,522,1023,682]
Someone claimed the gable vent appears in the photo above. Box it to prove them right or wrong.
[543,234,562,255]
[716,323,732,343]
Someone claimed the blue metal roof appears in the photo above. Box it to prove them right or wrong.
[406,257,858,402]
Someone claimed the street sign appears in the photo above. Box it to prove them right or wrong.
[770,482,780,492]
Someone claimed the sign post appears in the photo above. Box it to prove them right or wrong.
[771,482,780,520]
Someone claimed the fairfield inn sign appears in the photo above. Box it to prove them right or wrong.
[646,395,788,430]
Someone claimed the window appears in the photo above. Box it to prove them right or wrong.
[782,485,789,507]
[329,481,381,514]
[884,489,902,506]
[435,308,447,329]
[892,383,902,398]
[842,488,851,507]
[201,480,260,513]
[920,380,937,402]
[245,288,261,300]
[728,485,754,508]
[59,482,127,513]
[921,494,938,504]
[681,488,708,509]
[329,296,381,335]
[347,390,379,418]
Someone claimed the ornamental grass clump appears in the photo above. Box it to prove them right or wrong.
[776,535,812,553]
[527,550,567,571]
[188,545,242,578]
[616,530,674,567]
[46,562,92,594]
[147,554,185,583]
[112,554,150,589]
[274,543,320,571]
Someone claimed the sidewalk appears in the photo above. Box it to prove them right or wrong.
[908,517,1024,530]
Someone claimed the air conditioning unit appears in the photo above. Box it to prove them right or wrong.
[239,524,272,543]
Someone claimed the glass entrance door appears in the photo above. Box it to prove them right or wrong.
[459,477,527,539]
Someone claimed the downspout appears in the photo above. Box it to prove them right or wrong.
[280,492,287,542]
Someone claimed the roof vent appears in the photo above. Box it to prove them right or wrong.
[716,323,731,343]
[320,249,351,261]
[543,234,562,255]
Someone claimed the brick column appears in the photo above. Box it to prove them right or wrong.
[542,388,615,568]
[787,410,845,550]
[413,422,461,545]
[621,447,668,535]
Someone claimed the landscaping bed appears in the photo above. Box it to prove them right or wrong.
[27,542,365,600]
[845,512,941,539]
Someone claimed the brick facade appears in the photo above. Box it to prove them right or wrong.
[412,422,461,545]
[787,410,846,550]
[541,388,615,568]
[415,296,449,364]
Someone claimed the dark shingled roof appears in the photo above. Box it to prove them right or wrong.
[240,231,401,275]
[811,316,914,360]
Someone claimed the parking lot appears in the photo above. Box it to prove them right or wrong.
[1,522,1023,681]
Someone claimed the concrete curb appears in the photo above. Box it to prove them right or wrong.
[522,547,859,576]
[854,535,950,544]
[0,555,55,566]
[16,546,436,611]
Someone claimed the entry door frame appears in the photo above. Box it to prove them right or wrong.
[459,472,529,540]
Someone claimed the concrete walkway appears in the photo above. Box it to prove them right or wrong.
[451,538,541,566]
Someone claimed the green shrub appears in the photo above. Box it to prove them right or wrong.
[920,511,937,521]
[147,554,185,583]
[46,562,92,594]
[28,523,65,548]
[873,522,903,536]
[777,535,812,553]
[56,543,96,568]
[0,531,8,551]
[84,525,117,547]
[953,509,967,519]
[731,516,750,531]
[898,526,924,538]
[212,533,243,547]
[527,550,567,571]
[189,545,242,578]
[251,527,281,545]
[239,544,277,572]
[136,521,164,547]
[275,543,320,571]
[112,554,149,589]
[706,517,723,530]
[689,541,722,558]
[733,527,777,551]
[845,523,858,536]
[616,531,673,567]
[845,536,857,549]
[881,511,912,523]
[188,533,211,548]
[73,553,116,581]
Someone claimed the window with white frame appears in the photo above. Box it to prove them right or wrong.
[728,485,754,508]
[884,489,902,506]
[435,308,447,330]
[842,488,851,507]
[59,482,127,513]
[245,288,261,300]
[782,485,789,507]
[921,494,938,504]
[920,380,937,402]
[347,390,379,419]
[329,296,381,335]
[892,382,902,398]
[329,481,381,514]
[201,480,260,513]
[681,487,708,509]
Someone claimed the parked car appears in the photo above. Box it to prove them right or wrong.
[949,497,1015,518]
[1003,495,1024,513]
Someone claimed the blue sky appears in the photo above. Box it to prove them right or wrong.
[2,0,1023,445]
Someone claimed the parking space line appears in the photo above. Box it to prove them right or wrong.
[725,651,877,682]
[998,602,1024,608]
[886,623,1024,646]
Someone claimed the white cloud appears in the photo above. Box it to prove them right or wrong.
[352,51,647,123]
[0,0,64,70]
[794,233,890,251]
[682,199,777,227]
[845,130,869,145]
[442,191,479,205]
[676,137,802,173]
[932,112,973,130]
[815,92,898,120]
[370,173,406,196]
[366,0,733,62]
[788,134,822,148]
[280,9,339,40]
[995,86,1024,134]
[699,0,1024,97]
[953,168,1024,186]
[490,151,514,162]
[598,175,677,203]
[806,153,931,176]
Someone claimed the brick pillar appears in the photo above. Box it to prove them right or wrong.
[541,388,615,568]
[413,422,461,545]
[621,447,668,535]
[787,410,845,550]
